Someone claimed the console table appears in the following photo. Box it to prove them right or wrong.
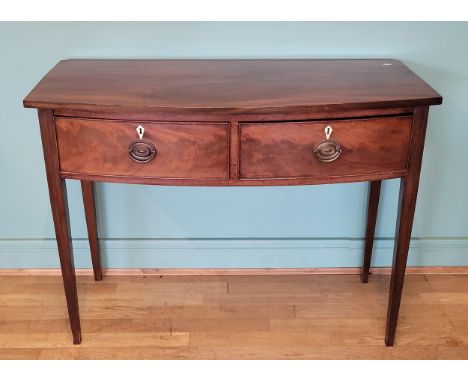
[24,59,442,346]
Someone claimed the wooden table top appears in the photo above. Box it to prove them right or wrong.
[24,59,442,114]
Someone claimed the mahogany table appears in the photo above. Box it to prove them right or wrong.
[24,59,442,345]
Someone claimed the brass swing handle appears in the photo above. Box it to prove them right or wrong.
[314,140,342,163]
[128,140,157,163]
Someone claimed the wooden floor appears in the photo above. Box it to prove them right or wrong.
[1,273,468,359]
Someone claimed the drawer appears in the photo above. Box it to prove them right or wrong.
[55,118,230,179]
[240,116,412,179]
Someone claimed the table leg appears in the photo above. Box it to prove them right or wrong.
[361,180,381,283]
[385,106,429,346]
[385,178,417,346]
[39,110,82,345]
[81,180,102,281]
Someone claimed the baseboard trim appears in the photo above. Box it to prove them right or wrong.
[1,266,468,276]
[1,238,468,268]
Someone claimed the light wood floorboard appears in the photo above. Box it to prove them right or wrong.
[0,274,467,359]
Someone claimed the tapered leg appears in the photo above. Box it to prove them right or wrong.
[361,180,381,283]
[38,110,81,344]
[81,180,102,281]
[385,106,429,346]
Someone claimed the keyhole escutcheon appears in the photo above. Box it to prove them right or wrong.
[136,125,145,140]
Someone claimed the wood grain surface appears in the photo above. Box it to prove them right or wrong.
[2,267,468,276]
[240,116,412,179]
[23,60,442,114]
[0,273,467,359]
[56,118,230,180]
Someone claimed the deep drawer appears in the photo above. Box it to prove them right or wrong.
[239,116,413,179]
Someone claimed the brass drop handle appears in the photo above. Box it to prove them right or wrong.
[314,125,342,163]
[128,125,157,163]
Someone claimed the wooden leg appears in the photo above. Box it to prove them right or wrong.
[385,106,429,346]
[361,180,381,283]
[385,178,417,346]
[39,110,82,344]
[81,180,102,281]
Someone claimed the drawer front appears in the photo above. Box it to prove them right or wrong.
[240,116,412,179]
[56,118,230,179]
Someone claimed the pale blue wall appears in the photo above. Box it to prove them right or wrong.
[1,22,467,268]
